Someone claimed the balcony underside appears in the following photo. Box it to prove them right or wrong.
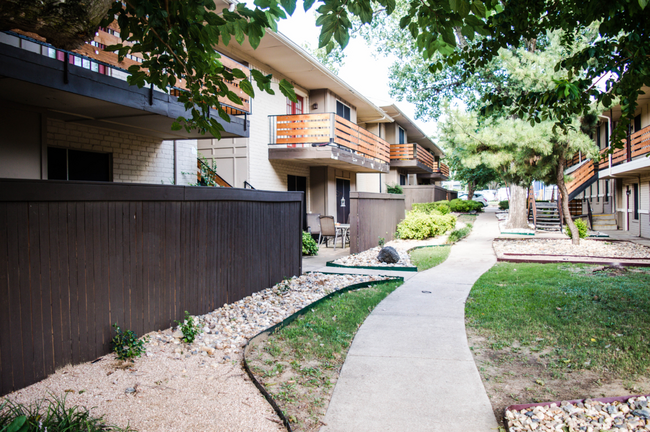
[0,42,248,140]
[417,172,448,181]
[598,157,650,179]
[390,159,433,174]
[269,146,389,173]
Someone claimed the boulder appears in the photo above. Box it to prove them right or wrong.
[377,246,400,264]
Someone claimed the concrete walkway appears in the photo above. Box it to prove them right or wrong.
[320,210,501,432]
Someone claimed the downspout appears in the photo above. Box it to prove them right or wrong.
[598,115,612,177]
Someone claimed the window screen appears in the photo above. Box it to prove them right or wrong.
[336,101,351,121]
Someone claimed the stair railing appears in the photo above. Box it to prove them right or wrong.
[528,186,537,229]
[586,199,593,230]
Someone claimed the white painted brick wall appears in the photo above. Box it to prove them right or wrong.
[47,118,175,184]
[47,120,199,185]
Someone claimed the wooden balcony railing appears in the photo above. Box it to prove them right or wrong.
[433,162,450,177]
[601,124,650,169]
[269,113,391,164]
[390,143,435,170]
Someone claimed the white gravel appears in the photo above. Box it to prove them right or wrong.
[506,396,650,431]
[494,239,650,259]
[332,224,463,268]
[5,273,391,432]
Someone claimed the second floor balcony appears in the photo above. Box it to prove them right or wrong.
[390,143,449,180]
[268,113,390,173]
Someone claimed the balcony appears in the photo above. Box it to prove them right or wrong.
[598,124,650,179]
[268,113,390,173]
[390,143,435,174]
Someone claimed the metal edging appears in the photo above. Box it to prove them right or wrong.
[242,276,404,432]
[503,394,650,431]
[325,261,418,272]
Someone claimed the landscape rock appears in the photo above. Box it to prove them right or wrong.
[377,246,400,263]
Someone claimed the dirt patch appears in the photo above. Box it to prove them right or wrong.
[467,328,650,427]
[6,339,283,432]
[247,336,342,431]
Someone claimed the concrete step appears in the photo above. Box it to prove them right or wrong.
[593,223,618,230]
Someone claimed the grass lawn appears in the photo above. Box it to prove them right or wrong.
[246,279,403,432]
[466,262,650,423]
[409,246,451,271]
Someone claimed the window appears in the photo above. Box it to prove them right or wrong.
[597,180,600,202]
[399,174,406,186]
[336,100,351,121]
[634,183,639,220]
[605,180,609,202]
[634,115,642,133]
[398,127,406,144]
[48,147,111,181]
[596,125,601,149]
[286,95,303,115]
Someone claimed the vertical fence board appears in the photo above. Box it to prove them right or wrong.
[0,203,12,392]
[15,203,33,387]
[83,203,96,361]
[28,204,45,383]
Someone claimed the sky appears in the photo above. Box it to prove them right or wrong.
[275,7,439,137]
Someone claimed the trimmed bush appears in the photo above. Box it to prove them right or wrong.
[565,218,588,239]
[498,200,509,210]
[302,231,319,255]
[386,184,403,194]
[411,201,451,215]
[397,211,457,240]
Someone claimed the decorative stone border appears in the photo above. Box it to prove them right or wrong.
[242,276,405,432]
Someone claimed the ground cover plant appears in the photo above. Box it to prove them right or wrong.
[409,246,451,271]
[447,224,473,244]
[449,198,483,213]
[246,280,403,431]
[565,218,588,239]
[111,324,147,361]
[465,262,650,425]
[0,395,135,432]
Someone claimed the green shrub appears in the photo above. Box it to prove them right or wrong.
[498,200,509,210]
[175,311,199,343]
[302,231,319,256]
[397,211,457,240]
[386,184,403,194]
[565,218,588,239]
[112,324,147,361]
[411,201,451,215]
[449,198,484,213]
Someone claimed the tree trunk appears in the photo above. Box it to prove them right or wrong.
[467,181,475,201]
[557,153,580,245]
[505,184,529,229]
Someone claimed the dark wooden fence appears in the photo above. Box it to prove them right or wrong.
[402,185,458,210]
[0,179,303,396]
[349,192,405,254]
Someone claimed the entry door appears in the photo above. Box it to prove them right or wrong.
[288,175,307,229]
[336,178,350,224]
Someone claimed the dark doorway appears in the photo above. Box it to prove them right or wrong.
[288,174,307,229]
[336,178,350,224]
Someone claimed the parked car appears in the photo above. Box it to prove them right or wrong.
[458,193,489,207]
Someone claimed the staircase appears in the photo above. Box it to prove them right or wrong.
[591,213,617,231]
[565,158,599,201]
[529,202,562,231]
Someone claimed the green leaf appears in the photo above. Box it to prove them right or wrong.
[171,121,183,131]
[640,0,648,9]
[217,107,232,123]
[471,1,486,18]
[304,0,316,11]
[231,68,247,79]
[279,79,297,101]
[458,0,471,18]
[240,79,255,98]
[280,0,297,15]
[5,416,27,432]
[227,91,242,105]
[334,26,350,49]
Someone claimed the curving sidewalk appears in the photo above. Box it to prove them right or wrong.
[320,210,501,432]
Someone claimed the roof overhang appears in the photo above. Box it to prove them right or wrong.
[380,104,443,156]
[389,159,433,174]
[211,18,391,124]
[0,41,249,140]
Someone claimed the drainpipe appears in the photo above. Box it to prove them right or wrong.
[598,115,612,176]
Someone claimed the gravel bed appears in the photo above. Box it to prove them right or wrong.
[6,273,390,432]
[494,238,650,259]
[506,396,650,431]
[332,224,463,268]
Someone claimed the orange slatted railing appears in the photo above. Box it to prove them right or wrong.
[631,125,650,158]
[389,144,435,171]
[271,114,391,164]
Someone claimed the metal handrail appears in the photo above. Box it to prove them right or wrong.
[197,158,231,187]
[244,181,256,190]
